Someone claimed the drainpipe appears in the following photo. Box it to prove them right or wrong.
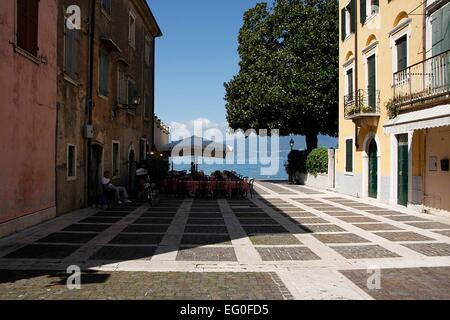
[354,0,359,149]
[86,0,96,205]
[151,36,156,150]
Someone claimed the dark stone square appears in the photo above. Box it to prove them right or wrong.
[180,234,231,245]
[238,218,279,225]
[406,222,450,230]
[122,225,169,233]
[249,234,302,245]
[62,224,110,233]
[3,244,80,259]
[79,217,121,224]
[133,217,173,225]
[353,223,402,231]
[313,233,371,244]
[184,225,228,234]
[337,216,380,223]
[374,232,434,242]
[89,246,156,261]
[256,247,320,261]
[36,232,98,244]
[243,225,288,235]
[187,218,225,225]
[402,243,450,256]
[302,224,347,233]
[176,247,237,261]
[109,234,164,245]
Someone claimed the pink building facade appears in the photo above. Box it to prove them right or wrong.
[0,0,58,237]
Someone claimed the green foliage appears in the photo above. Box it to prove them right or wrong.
[143,158,169,187]
[306,147,328,176]
[224,0,339,150]
[285,149,309,175]
[385,97,401,119]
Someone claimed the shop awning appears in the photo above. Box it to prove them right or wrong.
[384,104,450,134]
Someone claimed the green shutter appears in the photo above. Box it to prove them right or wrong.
[346,139,353,172]
[441,5,450,53]
[100,52,109,96]
[360,0,367,24]
[341,7,346,41]
[373,0,379,14]
[432,8,443,56]
[350,0,356,33]
[396,36,407,71]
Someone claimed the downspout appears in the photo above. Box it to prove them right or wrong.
[354,0,359,148]
[151,36,156,150]
[86,0,96,204]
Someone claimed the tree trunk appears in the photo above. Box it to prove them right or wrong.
[305,133,318,151]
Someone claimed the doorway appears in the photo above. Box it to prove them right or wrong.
[397,134,409,206]
[89,144,103,204]
[368,139,378,199]
[128,149,136,197]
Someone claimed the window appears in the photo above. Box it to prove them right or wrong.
[117,67,127,105]
[345,139,353,173]
[129,12,136,48]
[431,4,450,56]
[139,138,146,161]
[367,54,376,109]
[64,18,80,80]
[101,0,111,15]
[360,0,379,24]
[99,50,109,96]
[112,141,120,177]
[145,35,152,66]
[144,94,151,119]
[395,35,407,71]
[341,0,355,41]
[16,0,39,56]
[346,68,354,100]
[127,78,138,108]
[67,145,76,179]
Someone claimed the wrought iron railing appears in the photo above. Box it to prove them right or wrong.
[393,49,450,106]
[344,89,380,119]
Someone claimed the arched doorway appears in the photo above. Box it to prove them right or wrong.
[368,139,378,199]
[128,149,136,197]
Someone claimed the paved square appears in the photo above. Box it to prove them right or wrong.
[1,184,450,300]
[331,245,400,259]
[256,247,320,261]
[374,232,434,242]
[176,247,237,261]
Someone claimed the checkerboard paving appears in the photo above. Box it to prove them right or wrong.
[1,183,450,300]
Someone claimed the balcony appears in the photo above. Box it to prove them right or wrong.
[393,50,450,110]
[344,89,380,128]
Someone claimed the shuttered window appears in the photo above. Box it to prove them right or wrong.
[361,0,379,24]
[16,0,39,56]
[432,4,450,56]
[127,79,138,110]
[99,51,109,96]
[144,94,151,119]
[345,139,353,173]
[64,19,80,80]
[101,0,111,15]
[129,12,136,48]
[117,68,127,105]
[341,1,355,41]
[396,35,407,71]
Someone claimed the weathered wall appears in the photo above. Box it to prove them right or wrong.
[0,0,58,228]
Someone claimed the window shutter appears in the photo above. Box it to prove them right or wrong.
[443,5,450,53]
[341,8,346,41]
[73,29,80,80]
[360,0,367,24]
[100,52,109,96]
[346,139,353,172]
[396,36,407,71]
[350,0,356,33]
[17,0,39,56]
[373,0,379,14]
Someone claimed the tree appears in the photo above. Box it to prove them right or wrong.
[224,0,338,151]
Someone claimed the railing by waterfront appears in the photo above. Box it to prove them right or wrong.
[344,89,380,119]
[393,50,450,107]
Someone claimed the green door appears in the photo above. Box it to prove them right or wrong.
[368,139,378,199]
[397,135,409,206]
[367,55,376,111]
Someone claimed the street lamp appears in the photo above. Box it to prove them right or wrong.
[290,138,295,151]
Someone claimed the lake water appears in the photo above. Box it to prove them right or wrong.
[171,135,337,180]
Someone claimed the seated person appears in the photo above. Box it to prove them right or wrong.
[102,171,132,205]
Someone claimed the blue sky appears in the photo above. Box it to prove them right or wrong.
[147,0,337,149]
[148,0,263,126]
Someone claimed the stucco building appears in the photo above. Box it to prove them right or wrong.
[56,0,162,214]
[337,0,449,214]
[0,0,58,237]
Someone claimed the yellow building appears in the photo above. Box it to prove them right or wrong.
[337,0,450,214]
